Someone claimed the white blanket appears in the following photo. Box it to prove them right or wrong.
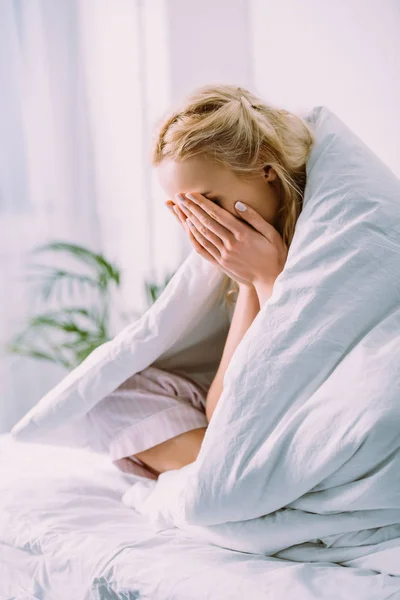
[3,434,400,600]
[11,105,400,577]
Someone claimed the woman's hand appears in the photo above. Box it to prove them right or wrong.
[166,193,288,290]
[166,198,251,286]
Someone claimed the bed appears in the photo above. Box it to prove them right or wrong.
[2,432,400,600]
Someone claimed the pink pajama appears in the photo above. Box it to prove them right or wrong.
[88,366,209,480]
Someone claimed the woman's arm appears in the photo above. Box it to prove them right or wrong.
[205,283,260,423]
[253,280,274,309]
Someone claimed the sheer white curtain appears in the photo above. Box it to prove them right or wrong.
[0,0,181,431]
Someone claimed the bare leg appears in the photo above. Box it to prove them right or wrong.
[131,426,207,476]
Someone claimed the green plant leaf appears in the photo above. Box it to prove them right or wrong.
[6,239,157,369]
[25,267,100,303]
[32,241,121,286]
[5,342,72,369]
[27,315,93,337]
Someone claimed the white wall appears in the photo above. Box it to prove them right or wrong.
[250,0,400,177]
[166,0,254,103]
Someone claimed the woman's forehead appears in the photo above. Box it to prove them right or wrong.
[157,157,234,196]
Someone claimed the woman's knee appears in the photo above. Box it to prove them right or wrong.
[132,426,207,474]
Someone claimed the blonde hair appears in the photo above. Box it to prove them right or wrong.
[151,84,315,312]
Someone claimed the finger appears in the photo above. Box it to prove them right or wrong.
[234,202,281,244]
[186,218,221,262]
[180,193,239,243]
[167,201,190,232]
[165,201,183,226]
[174,205,196,237]
[179,207,224,253]
[179,194,239,247]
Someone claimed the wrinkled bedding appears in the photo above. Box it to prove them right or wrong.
[2,433,400,600]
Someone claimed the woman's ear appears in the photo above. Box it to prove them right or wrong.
[263,165,278,183]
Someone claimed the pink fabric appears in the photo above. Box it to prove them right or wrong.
[88,366,209,480]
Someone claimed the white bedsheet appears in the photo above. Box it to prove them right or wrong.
[0,435,400,600]
[2,433,400,600]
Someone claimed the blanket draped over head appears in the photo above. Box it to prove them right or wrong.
[12,106,400,571]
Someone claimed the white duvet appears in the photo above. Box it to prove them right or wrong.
[3,433,400,600]
[10,105,400,592]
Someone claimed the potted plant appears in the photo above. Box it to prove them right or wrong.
[5,241,175,370]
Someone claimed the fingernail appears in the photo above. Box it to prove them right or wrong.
[186,194,196,202]
[235,201,247,212]
[175,194,185,202]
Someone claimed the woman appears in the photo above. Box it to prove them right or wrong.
[90,84,314,480]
